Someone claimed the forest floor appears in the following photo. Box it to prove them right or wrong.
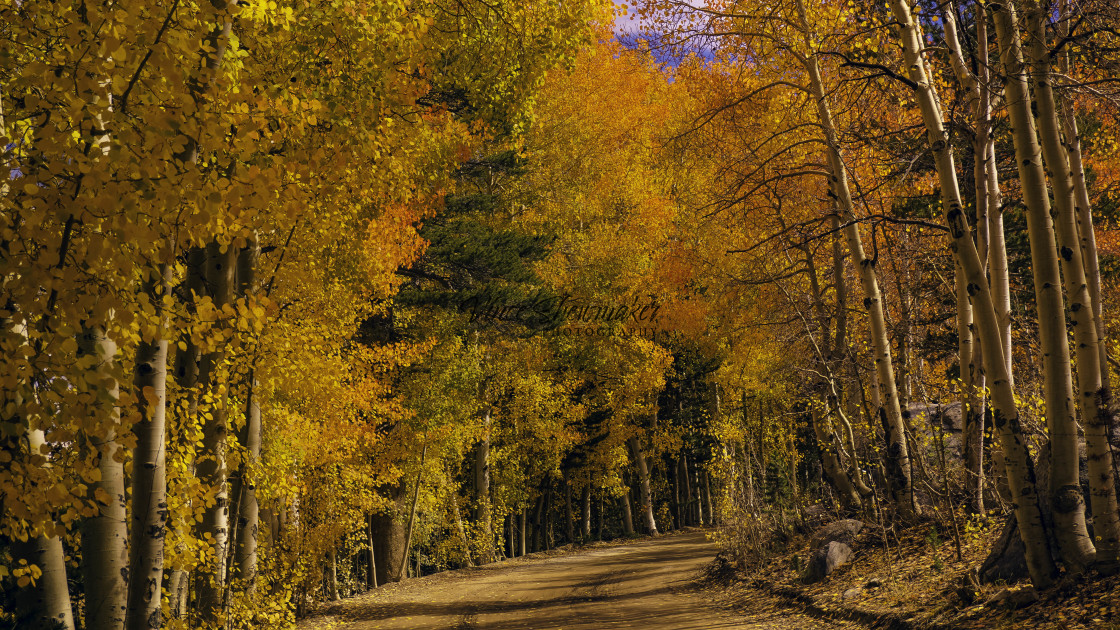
[298,529,855,629]
[721,512,1120,630]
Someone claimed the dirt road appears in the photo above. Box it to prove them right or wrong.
[306,530,850,630]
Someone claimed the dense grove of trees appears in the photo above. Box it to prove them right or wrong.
[4,0,1120,628]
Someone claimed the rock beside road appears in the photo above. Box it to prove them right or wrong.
[803,520,863,584]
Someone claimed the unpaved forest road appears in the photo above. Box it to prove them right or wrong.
[305,531,849,630]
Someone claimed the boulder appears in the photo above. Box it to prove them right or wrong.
[810,519,863,549]
[803,541,853,583]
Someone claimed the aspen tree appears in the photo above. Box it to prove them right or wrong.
[231,239,263,589]
[991,0,1095,572]
[78,326,127,630]
[126,269,171,630]
[628,436,659,534]
[1023,0,1120,564]
[793,0,915,515]
[886,0,1057,586]
[942,2,998,513]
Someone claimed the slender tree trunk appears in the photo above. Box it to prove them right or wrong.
[1057,14,1109,395]
[14,423,75,630]
[474,409,492,559]
[627,437,658,534]
[1024,0,1120,564]
[519,508,528,556]
[397,442,427,581]
[1058,26,1120,473]
[79,326,127,630]
[795,0,913,514]
[197,242,236,618]
[533,493,545,551]
[580,486,592,539]
[127,267,171,630]
[230,240,263,589]
[702,469,714,526]
[992,0,1095,572]
[886,0,1057,587]
[682,453,696,526]
[564,481,576,543]
[367,515,378,588]
[812,403,862,511]
[957,259,986,514]
[620,491,635,536]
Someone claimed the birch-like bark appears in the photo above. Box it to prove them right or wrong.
[20,430,77,630]
[887,0,1057,587]
[580,486,591,539]
[794,0,914,514]
[396,442,427,581]
[1024,0,1120,564]
[367,515,378,588]
[620,492,635,536]
[196,242,236,618]
[127,268,171,630]
[79,326,127,630]
[17,528,76,630]
[3,310,74,630]
[230,239,262,589]
[991,0,1096,572]
[1057,23,1109,394]
[474,408,492,555]
[942,6,990,513]
[628,436,658,534]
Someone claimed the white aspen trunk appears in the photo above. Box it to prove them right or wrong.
[886,0,1057,587]
[231,240,262,590]
[474,408,492,559]
[19,429,76,630]
[197,242,235,618]
[519,508,528,556]
[1024,0,1120,564]
[628,437,659,535]
[580,486,591,539]
[620,492,635,536]
[367,515,378,588]
[1056,0,1110,400]
[793,0,914,512]
[4,311,74,630]
[991,0,1095,572]
[19,531,76,630]
[179,4,238,618]
[948,3,1014,387]
[127,268,171,630]
[397,443,427,581]
[78,326,127,630]
[956,258,985,514]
